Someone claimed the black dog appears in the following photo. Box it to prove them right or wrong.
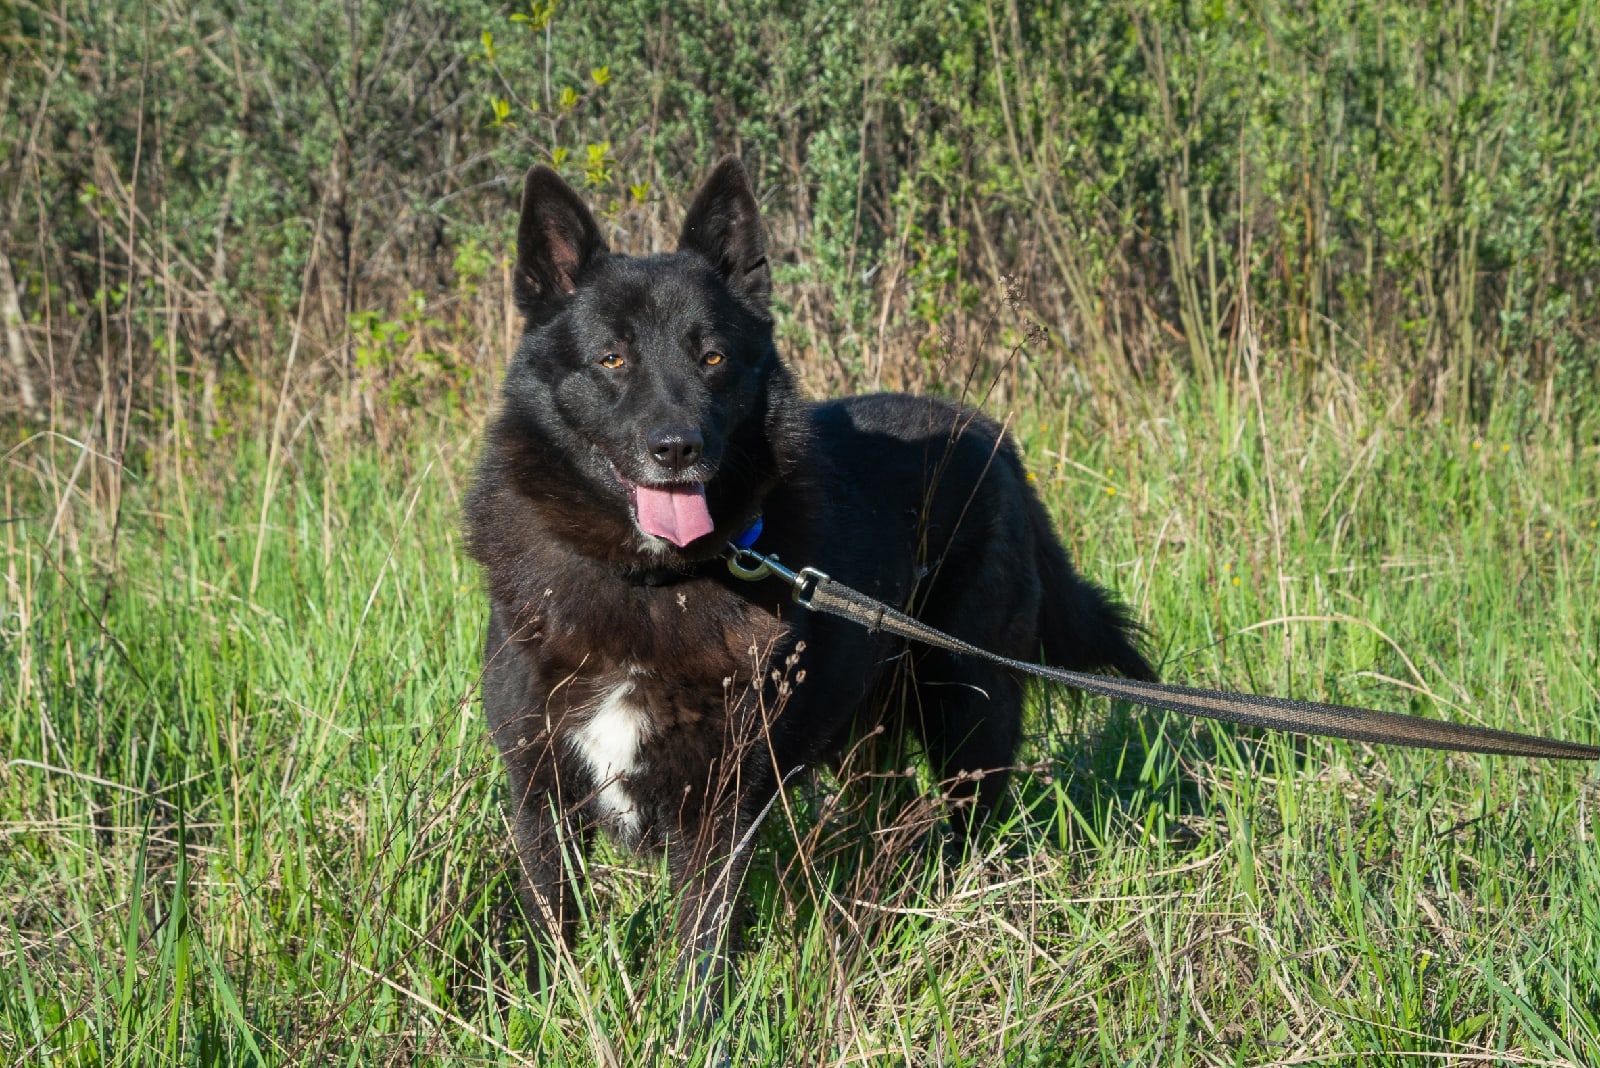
[464,156,1153,1001]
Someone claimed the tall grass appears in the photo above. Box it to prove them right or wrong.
[3,357,1597,1063]
[4,1,1600,1063]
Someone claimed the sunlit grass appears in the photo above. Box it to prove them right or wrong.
[3,376,1597,1065]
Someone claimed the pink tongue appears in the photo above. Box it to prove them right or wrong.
[634,483,714,547]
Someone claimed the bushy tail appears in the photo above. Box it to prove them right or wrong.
[1028,499,1157,682]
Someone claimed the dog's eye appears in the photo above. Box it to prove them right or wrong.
[702,351,725,367]
[599,353,625,369]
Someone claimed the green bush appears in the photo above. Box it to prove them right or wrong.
[2,0,1596,424]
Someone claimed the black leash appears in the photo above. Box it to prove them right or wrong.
[724,543,1600,761]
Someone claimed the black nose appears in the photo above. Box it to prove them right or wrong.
[646,426,704,472]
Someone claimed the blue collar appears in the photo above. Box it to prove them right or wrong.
[732,515,763,549]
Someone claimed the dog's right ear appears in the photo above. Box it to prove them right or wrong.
[514,165,606,318]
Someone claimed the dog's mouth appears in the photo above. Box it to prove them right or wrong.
[610,468,715,548]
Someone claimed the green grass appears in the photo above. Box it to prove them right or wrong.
[3,375,1599,1066]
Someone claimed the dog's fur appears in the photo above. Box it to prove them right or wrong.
[465,157,1154,997]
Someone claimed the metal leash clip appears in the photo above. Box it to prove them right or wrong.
[724,543,828,606]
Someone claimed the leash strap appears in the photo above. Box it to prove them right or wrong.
[724,543,1600,761]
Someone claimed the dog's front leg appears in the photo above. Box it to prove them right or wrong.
[667,792,752,1028]
[503,753,592,986]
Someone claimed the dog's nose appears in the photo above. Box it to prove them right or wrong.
[646,426,704,472]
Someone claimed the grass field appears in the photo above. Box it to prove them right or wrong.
[3,367,1598,1066]
[6,0,1600,1061]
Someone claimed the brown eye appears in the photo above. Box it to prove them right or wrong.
[702,351,725,367]
[599,353,625,369]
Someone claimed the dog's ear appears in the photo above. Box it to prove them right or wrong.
[678,156,770,315]
[515,165,606,318]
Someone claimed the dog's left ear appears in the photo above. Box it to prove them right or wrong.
[679,156,770,315]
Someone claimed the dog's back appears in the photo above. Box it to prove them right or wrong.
[794,392,1153,823]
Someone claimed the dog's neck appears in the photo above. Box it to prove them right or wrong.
[616,561,698,587]
[615,516,761,587]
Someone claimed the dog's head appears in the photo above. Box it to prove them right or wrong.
[495,157,801,563]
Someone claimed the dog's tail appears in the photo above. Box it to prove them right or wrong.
[1028,496,1158,681]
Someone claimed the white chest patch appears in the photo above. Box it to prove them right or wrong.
[567,676,651,838]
